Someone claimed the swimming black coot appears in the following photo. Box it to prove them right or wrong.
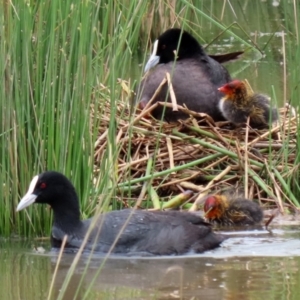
[17,171,226,255]
[218,80,278,129]
[138,28,234,121]
[203,194,263,226]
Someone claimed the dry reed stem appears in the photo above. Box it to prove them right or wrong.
[166,72,178,111]
[244,117,250,198]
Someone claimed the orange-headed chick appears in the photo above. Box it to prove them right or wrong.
[203,194,263,226]
[218,80,278,129]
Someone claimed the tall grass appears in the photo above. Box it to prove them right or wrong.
[0,0,137,235]
[282,0,300,200]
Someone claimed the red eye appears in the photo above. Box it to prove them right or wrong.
[40,182,46,189]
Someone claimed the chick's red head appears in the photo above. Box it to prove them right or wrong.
[218,80,244,97]
[204,195,223,220]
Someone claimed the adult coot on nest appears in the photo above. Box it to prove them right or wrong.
[17,171,226,256]
[138,28,240,121]
[218,80,278,128]
[203,194,263,226]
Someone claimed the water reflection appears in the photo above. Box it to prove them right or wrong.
[53,256,228,299]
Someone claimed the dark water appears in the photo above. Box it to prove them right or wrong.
[1,227,300,300]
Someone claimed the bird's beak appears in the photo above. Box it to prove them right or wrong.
[144,40,160,72]
[16,175,39,211]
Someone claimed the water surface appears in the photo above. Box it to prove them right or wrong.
[1,226,300,300]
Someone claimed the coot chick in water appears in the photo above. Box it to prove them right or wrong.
[138,28,236,122]
[203,194,263,226]
[17,171,226,256]
[218,80,278,129]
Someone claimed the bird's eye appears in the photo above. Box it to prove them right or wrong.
[40,182,46,189]
[161,44,166,50]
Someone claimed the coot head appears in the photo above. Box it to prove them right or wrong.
[203,195,226,220]
[17,171,79,212]
[218,79,244,97]
[144,28,205,72]
[17,171,81,235]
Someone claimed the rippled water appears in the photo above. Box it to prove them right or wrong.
[1,226,300,300]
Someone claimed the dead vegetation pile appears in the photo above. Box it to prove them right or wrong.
[94,101,298,213]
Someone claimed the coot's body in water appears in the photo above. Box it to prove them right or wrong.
[17,171,226,256]
[203,194,263,226]
[218,80,278,129]
[137,28,236,122]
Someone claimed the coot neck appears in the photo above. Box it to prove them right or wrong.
[50,188,83,233]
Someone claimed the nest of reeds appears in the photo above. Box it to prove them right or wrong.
[93,89,298,213]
